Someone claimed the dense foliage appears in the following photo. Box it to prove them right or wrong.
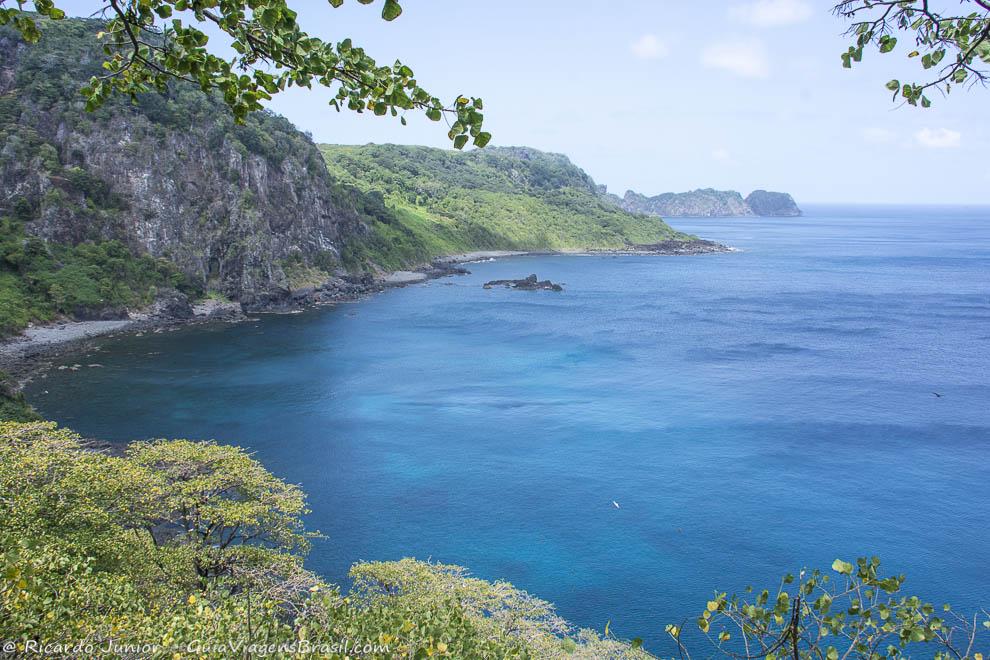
[835,0,990,107]
[0,217,190,337]
[321,144,692,270]
[0,421,650,658]
[0,1,488,148]
[0,371,38,421]
[0,17,339,170]
[669,559,989,659]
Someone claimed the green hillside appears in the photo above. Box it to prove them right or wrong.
[320,144,693,270]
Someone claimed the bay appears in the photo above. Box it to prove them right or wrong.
[29,204,990,651]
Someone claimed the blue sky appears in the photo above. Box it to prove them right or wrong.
[54,0,989,203]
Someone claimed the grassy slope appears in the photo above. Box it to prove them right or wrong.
[320,144,690,270]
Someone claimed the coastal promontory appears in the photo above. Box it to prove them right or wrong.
[745,190,802,217]
[605,187,802,218]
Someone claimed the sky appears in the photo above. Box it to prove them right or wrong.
[53,0,990,204]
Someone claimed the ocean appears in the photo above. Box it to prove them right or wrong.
[28,204,990,652]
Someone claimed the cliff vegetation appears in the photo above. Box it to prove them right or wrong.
[321,144,697,270]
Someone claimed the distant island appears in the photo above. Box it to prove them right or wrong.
[602,187,802,218]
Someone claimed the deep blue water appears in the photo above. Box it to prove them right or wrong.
[28,205,990,653]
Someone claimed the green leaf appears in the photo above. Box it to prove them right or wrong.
[832,559,854,575]
[382,0,402,21]
[473,132,491,148]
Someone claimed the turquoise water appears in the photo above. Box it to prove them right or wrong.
[29,205,990,652]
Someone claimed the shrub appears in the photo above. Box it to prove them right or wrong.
[0,421,651,658]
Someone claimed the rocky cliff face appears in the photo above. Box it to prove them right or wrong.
[0,19,372,307]
[745,190,802,217]
[605,187,801,218]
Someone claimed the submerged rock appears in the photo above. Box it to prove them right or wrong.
[484,274,563,291]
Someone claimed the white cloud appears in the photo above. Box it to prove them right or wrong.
[915,127,962,149]
[630,34,669,60]
[712,148,732,163]
[729,0,813,27]
[861,127,897,144]
[701,39,770,78]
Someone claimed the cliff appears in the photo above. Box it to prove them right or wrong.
[0,18,376,314]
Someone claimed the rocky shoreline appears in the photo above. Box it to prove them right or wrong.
[0,241,728,388]
[582,239,729,255]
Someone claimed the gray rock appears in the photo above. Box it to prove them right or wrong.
[484,274,563,291]
[149,289,194,321]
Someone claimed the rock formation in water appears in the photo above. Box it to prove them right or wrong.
[745,190,802,217]
[484,274,563,291]
[604,187,801,217]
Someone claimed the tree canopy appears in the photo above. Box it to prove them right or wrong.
[0,421,650,657]
[835,0,990,107]
[0,0,490,148]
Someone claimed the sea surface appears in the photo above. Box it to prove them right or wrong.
[29,205,990,652]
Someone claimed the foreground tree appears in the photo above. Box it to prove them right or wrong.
[667,557,989,659]
[1,422,650,657]
[126,439,319,591]
[834,0,990,107]
[0,0,489,147]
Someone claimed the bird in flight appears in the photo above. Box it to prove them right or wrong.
[932,392,943,398]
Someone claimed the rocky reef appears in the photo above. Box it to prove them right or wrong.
[605,239,729,255]
[484,274,563,291]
